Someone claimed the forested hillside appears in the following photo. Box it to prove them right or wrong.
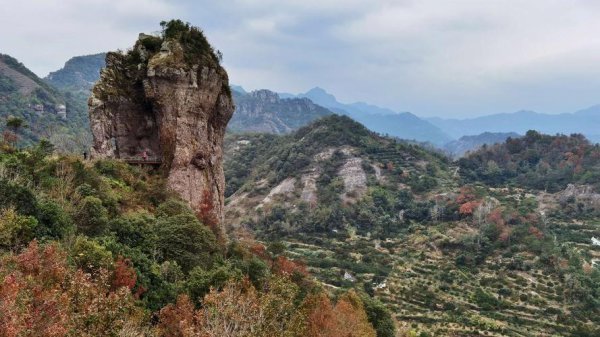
[459,130,600,192]
[224,117,600,336]
[0,54,91,152]
[45,53,106,91]
[0,133,391,336]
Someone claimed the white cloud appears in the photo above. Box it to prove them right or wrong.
[0,0,178,76]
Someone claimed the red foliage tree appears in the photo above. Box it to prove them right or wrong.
[0,241,144,336]
[303,290,376,337]
[249,243,269,261]
[197,188,223,242]
[111,257,137,291]
[459,201,481,216]
[528,226,544,239]
[456,186,476,204]
[272,255,308,277]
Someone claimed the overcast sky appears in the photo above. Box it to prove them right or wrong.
[2,0,600,118]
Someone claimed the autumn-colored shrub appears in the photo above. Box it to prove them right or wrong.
[272,255,308,277]
[459,200,481,215]
[302,290,377,337]
[158,277,305,337]
[0,241,146,336]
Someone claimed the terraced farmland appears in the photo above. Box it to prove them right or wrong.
[282,215,600,336]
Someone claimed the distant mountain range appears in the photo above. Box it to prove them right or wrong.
[30,52,600,151]
[428,107,600,143]
[443,132,520,158]
[286,87,453,145]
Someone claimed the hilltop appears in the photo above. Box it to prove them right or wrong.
[458,130,600,192]
[444,132,520,158]
[45,53,106,91]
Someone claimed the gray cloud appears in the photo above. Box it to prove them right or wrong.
[3,0,600,117]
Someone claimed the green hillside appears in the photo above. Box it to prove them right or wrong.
[224,116,600,336]
[459,130,600,192]
[0,54,91,152]
[45,53,106,91]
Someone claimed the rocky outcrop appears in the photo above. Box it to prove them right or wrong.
[89,23,234,240]
[229,89,332,134]
[339,157,367,202]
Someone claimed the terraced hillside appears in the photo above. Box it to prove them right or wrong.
[277,187,600,336]
[223,116,600,336]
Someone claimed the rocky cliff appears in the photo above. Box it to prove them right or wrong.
[89,21,234,239]
[228,89,333,134]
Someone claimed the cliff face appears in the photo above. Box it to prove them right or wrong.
[228,89,333,134]
[89,23,234,239]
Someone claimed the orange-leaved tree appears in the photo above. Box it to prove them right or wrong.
[303,290,377,337]
[157,277,305,337]
[0,241,146,336]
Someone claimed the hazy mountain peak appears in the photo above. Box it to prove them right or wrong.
[305,86,329,95]
[303,86,339,106]
[230,84,247,94]
[249,89,280,101]
[574,104,600,116]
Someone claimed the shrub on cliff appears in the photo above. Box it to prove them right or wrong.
[160,19,222,65]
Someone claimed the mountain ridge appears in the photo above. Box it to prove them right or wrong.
[429,106,600,142]
[45,53,106,91]
[290,87,453,145]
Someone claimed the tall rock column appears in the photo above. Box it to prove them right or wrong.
[89,23,234,241]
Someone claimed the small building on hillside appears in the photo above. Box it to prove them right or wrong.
[56,104,67,119]
[32,104,44,114]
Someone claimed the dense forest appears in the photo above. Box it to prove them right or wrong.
[459,130,600,192]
